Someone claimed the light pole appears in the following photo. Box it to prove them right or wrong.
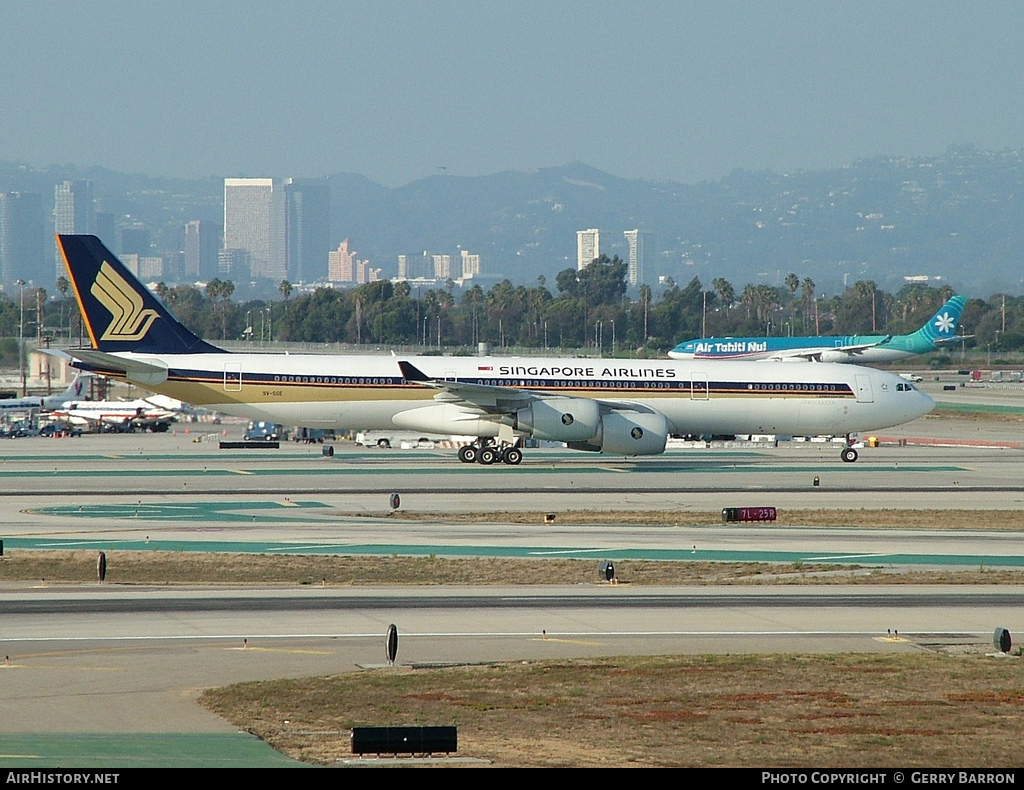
[16,279,25,396]
[610,319,615,356]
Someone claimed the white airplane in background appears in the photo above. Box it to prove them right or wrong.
[0,373,88,415]
[52,393,182,432]
[55,235,935,463]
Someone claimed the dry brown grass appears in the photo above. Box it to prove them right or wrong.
[3,550,1024,586]
[198,653,1024,767]
[380,508,1024,529]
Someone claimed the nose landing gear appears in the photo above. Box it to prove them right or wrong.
[840,434,859,463]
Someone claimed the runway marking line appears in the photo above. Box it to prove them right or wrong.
[0,665,125,672]
[225,646,333,655]
[532,637,604,646]
[529,548,615,556]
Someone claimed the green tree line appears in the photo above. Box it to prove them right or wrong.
[6,257,1023,358]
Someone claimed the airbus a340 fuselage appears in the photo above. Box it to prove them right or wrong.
[56,235,934,464]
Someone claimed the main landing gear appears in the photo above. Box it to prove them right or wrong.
[458,439,523,466]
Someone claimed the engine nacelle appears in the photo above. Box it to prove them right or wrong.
[817,350,855,363]
[597,411,669,455]
[514,397,601,442]
[391,403,499,437]
[567,411,669,455]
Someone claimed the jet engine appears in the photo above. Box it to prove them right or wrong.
[512,397,601,442]
[567,410,669,455]
[392,397,670,456]
[817,350,855,363]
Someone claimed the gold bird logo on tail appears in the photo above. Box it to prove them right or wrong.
[91,261,160,341]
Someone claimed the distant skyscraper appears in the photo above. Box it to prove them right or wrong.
[54,180,95,275]
[433,254,452,279]
[624,229,652,287]
[218,247,250,278]
[224,178,284,280]
[460,250,480,279]
[0,192,44,284]
[328,238,356,282]
[357,260,381,284]
[577,228,600,270]
[184,220,221,280]
[224,177,329,283]
[397,252,432,280]
[285,180,330,283]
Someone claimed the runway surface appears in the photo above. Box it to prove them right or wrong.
[2,401,1024,766]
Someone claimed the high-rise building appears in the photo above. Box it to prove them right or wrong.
[285,180,330,283]
[397,252,432,280]
[432,254,452,280]
[328,238,357,282]
[224,177,330,283]
[0,192,44,284]
[460,250,480,279]
[218,247,250,278]
[54,181,95,275]
[576,228,600,270]
[224,178,284,280]
[184,220,222,280]
[357,260,381,284]
[623,229,652,287]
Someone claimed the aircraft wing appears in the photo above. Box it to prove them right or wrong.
[397,360,659,416]
[760,336,893,362]
[398,360,535,413]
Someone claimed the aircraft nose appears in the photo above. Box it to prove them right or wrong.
[914,389,936,419]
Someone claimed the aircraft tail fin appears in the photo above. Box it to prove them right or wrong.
[42,371,91,408]
[56,234,223,355]
[908,295,967,350]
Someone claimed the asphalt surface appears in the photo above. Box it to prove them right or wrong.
[2,384,1024,767]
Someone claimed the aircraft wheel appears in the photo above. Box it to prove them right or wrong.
[478,447,498,465]
[841,447,858,463]
[458,445,477,464]
[503,447,523,465]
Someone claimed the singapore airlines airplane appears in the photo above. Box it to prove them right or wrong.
[668,296,967,362]
[56,235,934,464]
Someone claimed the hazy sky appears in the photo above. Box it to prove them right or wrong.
[1,1,1022,186]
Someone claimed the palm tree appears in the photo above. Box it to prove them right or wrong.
[711,277,735,315]
[801,277,816,330]
[56,276,69,338]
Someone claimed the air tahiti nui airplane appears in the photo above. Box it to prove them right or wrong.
[668,296,967,363]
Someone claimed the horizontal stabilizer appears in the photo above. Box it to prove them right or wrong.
[66,349,169,387]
